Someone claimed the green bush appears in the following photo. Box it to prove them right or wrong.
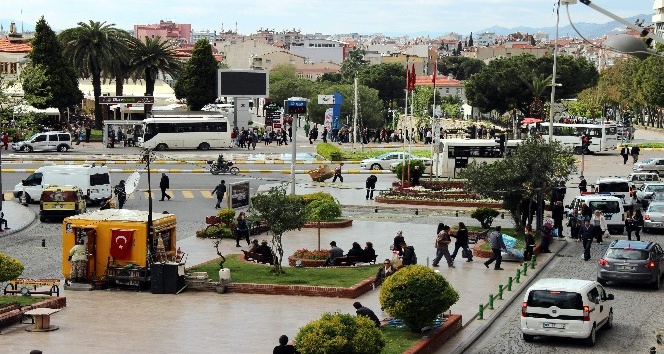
[305,199,342,222]
[295,313,385,354]
[471,207,500,229]
[216,208,236,225]
[393,160,426,180]
[301,192,336,205]
[317,143,342,160]
[196,225,234,239]
[379,265,459,332]
[0,253,24,283]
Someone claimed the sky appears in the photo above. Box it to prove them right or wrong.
[0,0,655,36]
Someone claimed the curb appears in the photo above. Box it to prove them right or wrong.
[450,240,568,354]
[1,168,395,175]
[0,201,36,237]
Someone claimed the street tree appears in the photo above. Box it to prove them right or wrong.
[358,62,406,110]
[339,49,368,83]
[22,16,83,119]
[59,20,128,128]
[518,74,551,118]
[460,136,577,228]
[249,185,307,275]
[317,72,342,84]
[437,56,485,80]
[306,83,383,128]
[636,55,664,128]
[268,64,314,106]
[174,39,218,110]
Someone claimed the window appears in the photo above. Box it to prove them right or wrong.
[598,182,629,193]
[33,135,47,142]
[90,173,110,186]
[587,288,600,303]
[58,134,70,141]
[528,290,583,310]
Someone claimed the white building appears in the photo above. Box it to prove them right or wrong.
[476,32,497,47]
[654,0,664,36]
[289,38,346,64]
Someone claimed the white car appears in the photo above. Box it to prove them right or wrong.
[521,278,614,347]
[359,152,431,171]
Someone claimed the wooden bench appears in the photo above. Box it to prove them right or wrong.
[3,278,60,297]
[242,250,272,264]
[205,216,223,231]
[0,302,32,332]
[332,255,378,266]
[467,229,490,244]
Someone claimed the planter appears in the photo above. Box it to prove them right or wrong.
[404,314,463,354]
[375,196,502,208]
[303,219,353,228]
[287,256,326,267]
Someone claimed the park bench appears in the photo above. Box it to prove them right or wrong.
[332,254,378,266]
[0,302,33,332]
[242,250,272,264]
[3,278,60,297]
[206,216,268,235]
[467,229,490,244]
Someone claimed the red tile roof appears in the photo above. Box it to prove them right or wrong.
[0,38,32,53]
[415,75,463,86]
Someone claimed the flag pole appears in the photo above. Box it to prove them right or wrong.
[401,55,409,188]
[430,61,437,182]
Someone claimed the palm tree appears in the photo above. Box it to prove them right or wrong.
[129,37,182,115]
[520,74,552,119]
[59,21,129,128]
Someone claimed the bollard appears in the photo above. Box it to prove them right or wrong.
[530,255,536,269]
[415,209,419,215]
[455,211,459,217]
[515,269,521,283]
[478,304,484,320]
[522,263,528,276]
[375,207,378,213]
[650,347,656,354]
[488,294,494,310]
[501,212,504,219]
[41,239,46,248]
[498,285,504,300]
[507,277,513,291]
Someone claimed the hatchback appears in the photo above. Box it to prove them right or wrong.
[644,201,664,232]
[633,157,664,176]
[597,240,664,289]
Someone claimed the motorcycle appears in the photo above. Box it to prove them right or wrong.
[207,160,239,175]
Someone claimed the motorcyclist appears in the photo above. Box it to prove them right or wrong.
[216,154,225,169]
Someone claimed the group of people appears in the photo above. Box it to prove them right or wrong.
[323,241,377,266]
[619,145,641,164]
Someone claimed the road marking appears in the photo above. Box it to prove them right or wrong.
[1,168,394,174]
[4,192,13,200]
[181,190,195,199]
[201,191,214,199]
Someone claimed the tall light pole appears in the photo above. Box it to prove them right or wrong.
[548,0,560,143]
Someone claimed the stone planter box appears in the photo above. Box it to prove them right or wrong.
[287,256,327,267]
[404,314,463,354]
[375,196,501,208]
[302,219,353,228]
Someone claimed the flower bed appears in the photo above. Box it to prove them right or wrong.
[287,256,327,267]
[375,196,502,208]
[302,219,353,228]
[288,248,329,267]
[378,183,502,207]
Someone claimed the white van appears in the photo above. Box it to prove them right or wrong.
[567,195,625,234]
[521,278,614,346]
[11,131,72,152]
[594,177,633,209]
[13,164,112,204]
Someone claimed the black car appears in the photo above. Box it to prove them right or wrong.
[597,240,664,289]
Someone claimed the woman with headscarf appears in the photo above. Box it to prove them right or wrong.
[392,231,405,256]
[591,210,608,244]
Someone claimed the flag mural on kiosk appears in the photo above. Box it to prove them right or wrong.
[110,229,135,259]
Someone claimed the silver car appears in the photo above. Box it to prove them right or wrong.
[633,157,664,176]
[635,183,664,208]
[644,201,664,232]
[359,152,431,171]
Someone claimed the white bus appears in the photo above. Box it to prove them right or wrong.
[141,112,232,151]
[433,138,521,177]
[527,122,618,154]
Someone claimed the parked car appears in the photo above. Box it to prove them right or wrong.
[634,182,664,208]
[521,278,614,346]
[633,157,664,176]
[594,177,633,209]
[643,201,664,233]
[597,240,664,289]
[359,152,431,171]
[11,131,72,152]
[566,195,625,234]
[627,172,660,188]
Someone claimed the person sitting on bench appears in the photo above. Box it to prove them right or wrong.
[0,211,9,230]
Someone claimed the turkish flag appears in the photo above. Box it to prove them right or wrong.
[110,229,134,260]
[432,61,437,85]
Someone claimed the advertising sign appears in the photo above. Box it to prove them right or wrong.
[99,96,154,104]
[324,108,333,131]
[229,181,250,209]
[264,102,281,128]
[318,95,336,104]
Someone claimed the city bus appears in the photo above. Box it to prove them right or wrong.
[527,122,618,154]
[140,111,232,151]
[432,138,521,177]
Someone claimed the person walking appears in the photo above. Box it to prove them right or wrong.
[450,222,473,262]
[114,180,127,209]
[68,238,88,283]
[591,210,608,244]
[235,212,250,247]
[620,146,630,164]
[484,226,506,270]
[578,176,587,194]
[159,173,171,201]
[211,180,226,209]
[552,200,565,238]
[567,208,582,240]
[1,132,9,150]
[580,219,595,261]
[631,145,640,163]
[523,225,536,263]
[353,302,381,327]
[332,162,344,183]
[432,224,454,268]
[365,174,377,200]
[410,165,421,186]
[632,209,644,241]
[322,127,328,143]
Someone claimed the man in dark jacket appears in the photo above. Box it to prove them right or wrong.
[324,241,344,266]
[159,173,171,201]
[552,201,564,238]
[211,180,226,209]
[580,219,595,261]
[256,240,274,264]
[353,302,381,327]
[366,175,377,200]
[484,226,506,270]
[400,242,417,266]
[620,146,630,164]
[114,180,127,209]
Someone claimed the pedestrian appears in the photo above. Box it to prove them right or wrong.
[235,212,250,247]
[211,180,226,209]
[625,209,634,241]
[410,165,421,186]
[631,145,640,163]
[159,173,171,201]
[632,209,644,241]
[523,225,536,263]
[392,231,405,256]
[591,210,608,244]
[580,202,592,221]
[353,302,381,327]
[580,219,595,261]
[567,208,581,240]
[322,127,328,143]
[400,241,417,266]
[0,211,8,230]
[332,162,344,182]
[68,238,88,283]
[552,200,564,238]
[432,224,454,268]
[620,146,630,164]
[273,335,298,354]
[484,226,505,270]
[114,180,127,209]
[1,132,9,150]
[85,124,91,143]
[450,222,473,262]
[539,220,553,253]
[365,174,377,200]
[578,176,587,194]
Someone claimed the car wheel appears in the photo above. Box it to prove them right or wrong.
[25,145,33,152]
[606,310,613,329]
[230,167,239,175]
[370,163,383,170]
[39,214,46,222]
[198,142,210,150]
[597,277,607,286]
[57,144,69,152]
[584,325,596,347]
[522,333,534,342]
[155,143,168,151]
[652,273,661,290]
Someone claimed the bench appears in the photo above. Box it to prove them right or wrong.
[467,229,490,244]
[205,216,223,231]
[242,250,272,264]
[3,278,60,297]
[332,255,378,266]
[0,302,32,332]
[206,216,268,236]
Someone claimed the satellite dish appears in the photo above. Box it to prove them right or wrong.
[125,172,141,195]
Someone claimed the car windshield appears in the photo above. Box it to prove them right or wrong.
[640,158,654,164]
[648,204,664,212]
[606,248,649,260]
[589,201,621,214]
[527,290,583,310]
[599,182,629,192]
[646,185,664,193]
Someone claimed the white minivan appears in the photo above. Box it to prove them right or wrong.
[521,278,614,346]
[11,131,72,152]
[567,195,625,234]
[594,177,633,209]
[13,164,112,204]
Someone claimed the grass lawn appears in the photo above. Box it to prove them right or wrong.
[0,295,48,307]
[380,326,422,354]
[625,142,664,148]
[189,254,378,286]
[341,149,432,161]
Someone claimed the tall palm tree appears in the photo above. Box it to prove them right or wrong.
[520,74,552,119]
[59,21,129,128]
[129,36,182,115]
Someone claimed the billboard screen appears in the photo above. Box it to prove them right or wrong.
[217,70,269,98]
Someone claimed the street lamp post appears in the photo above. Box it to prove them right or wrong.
[548,0,560,143]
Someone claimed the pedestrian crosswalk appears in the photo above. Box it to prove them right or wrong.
[3,190,217,202]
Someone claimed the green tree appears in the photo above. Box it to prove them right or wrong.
[306,83,384,128]
[339,49,368,83]
[174,39,218,110]
[305,198,342,250]
[359,63,406,110]
[295,313,385,354]
[248,185,307,274]
[59,20,129,128]
[268,66,314,109]
[460,136,577,227]
[317,72,342,84]
[519,74,551,118]
[0,252,24,283]
[379,265,459,332]
[438,56,485,80]
[22,16,83,119]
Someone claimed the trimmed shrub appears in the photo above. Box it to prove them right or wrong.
[0,252,24,282]
[196,225,234,239]
[471,207,500,229]
[301,192,336,205]
[317,142,343,161]
[216,208,236,225]
[393,160,427,180]
[295,312,385,354]
[379,265,459,332]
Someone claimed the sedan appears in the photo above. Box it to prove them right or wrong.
[644,201,664,232]
[634,182,664,207]
[597,240,664,289]
[359,152,431,171]
[633,157,664,175]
